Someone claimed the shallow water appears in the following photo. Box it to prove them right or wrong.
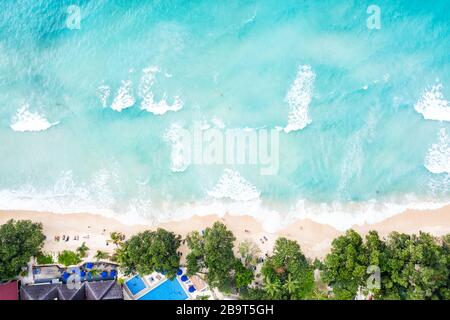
[0,0,449,229]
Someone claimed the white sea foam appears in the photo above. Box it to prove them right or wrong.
[414,83,450,122]
[284,65,315,133]
[139,66,183,115]
[10,104,59,132]
[164,123,191,172]
[1,179,448,233]
[208,169,261,201]
[424,128,450,174]
[111,80,135,112]
[291,198,450,231]
[97,84,111,108]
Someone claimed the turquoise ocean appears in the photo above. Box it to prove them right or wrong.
[0,0,449,230]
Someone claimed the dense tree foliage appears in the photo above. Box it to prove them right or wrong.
[321,229,368,299]
[186,222,236,290]
[116,228,181,279]
[382,232,448,300]
[233,259,254,289]
[261,237,315,299]
[321,230,450,300]
[0,219,46,281]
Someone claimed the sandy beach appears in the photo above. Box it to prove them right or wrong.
[1,206,450,261]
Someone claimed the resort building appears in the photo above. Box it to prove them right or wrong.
[18,261,124,300]
[32,262,119,284]
[20,280,123,300]
[0,281,19,300]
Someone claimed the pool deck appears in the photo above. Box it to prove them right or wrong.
[124,268,212,300]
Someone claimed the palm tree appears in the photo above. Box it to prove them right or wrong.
[76,242,89,258]
[94,250,110,261]
[89,268,100,277]
[284,274,300,296]
[264,277,281,298]
[110,232,126,247]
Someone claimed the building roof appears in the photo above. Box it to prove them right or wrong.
[20,280,123,300]
[0,281,19,300]
[85,281,123,300]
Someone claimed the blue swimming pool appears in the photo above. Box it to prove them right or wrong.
[138,279,188,300]
[126,275,147,295]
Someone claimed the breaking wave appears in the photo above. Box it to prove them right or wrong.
[10,105,59,132]
[284,65,315,133]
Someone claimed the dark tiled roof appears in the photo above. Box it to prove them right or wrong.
[20,283,58,300]
[0,281,18,300]
[85,281,123,300]
[57,284,86,300]
[20,280,123,300]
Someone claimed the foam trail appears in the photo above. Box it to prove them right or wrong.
[10,104,59,132]
[425,128,450,174]
[284,65,315,133]
[111,80,135,112]
[208,169,261,201]
[139,66,183,115]
[414,83,450,122]
[98,84,111,108]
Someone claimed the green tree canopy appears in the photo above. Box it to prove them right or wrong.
[382,232,448,300]
[0,219,46,281]
[261,237,315,299]
[186,222,236,290]
[321,230,450,300]
[234,259,254,289]
[117,228,181,278]
[322,229,368,299]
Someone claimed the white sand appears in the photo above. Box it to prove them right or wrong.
[1,205,449,260]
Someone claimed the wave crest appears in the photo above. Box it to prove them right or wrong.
[139,66,183,115]
[111,80,135,112]
[10,104,59,132]
[284,65,315,133]
[414,83,450,122]
[208,169,261,201]
[425,128,450,174]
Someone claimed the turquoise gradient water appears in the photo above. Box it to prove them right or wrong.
[0,1,449,228]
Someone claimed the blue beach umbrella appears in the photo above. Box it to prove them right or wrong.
[101,271,108,278]
[86,262,94,269]
[176,269,183,276]
[110,270,117,278]
[80,271,86,277]
[188,286,196,293]
[181,275,188,282]
[62,272,70,280]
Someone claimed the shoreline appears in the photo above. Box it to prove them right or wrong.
[1,205,449,260]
